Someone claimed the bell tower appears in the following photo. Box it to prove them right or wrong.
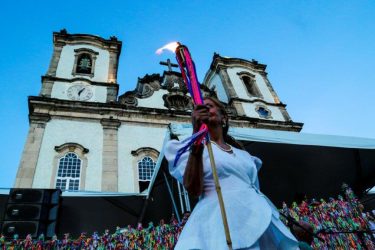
[14,30,123,191]
[40,29,122,103]
[203,53,303,131]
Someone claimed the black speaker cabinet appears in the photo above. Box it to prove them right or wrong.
[1,189,61,238]
[8,189,60,204]
[1,221,57,238]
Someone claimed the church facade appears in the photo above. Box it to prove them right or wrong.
[14,30,303,194]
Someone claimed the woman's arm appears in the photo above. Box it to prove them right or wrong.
[183,143,204,197]
[182,104,208,197]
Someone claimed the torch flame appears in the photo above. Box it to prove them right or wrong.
[156,41,180,55]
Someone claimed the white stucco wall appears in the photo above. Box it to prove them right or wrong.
[56,44,110,82]
[118,124,167,192]
[136,89,169,109]
[50,80,108,102]
[32,119,103,191]
[227,67,275,103]
[242,102,285,121]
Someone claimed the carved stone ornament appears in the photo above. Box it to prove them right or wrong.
[135,73,162,98]
[164,74,187,93]
[136,83,154,98]
[118,92,138,107]
[139,73,161,91]
[148,80,161,91]
[118,74,161,106]
[163,92,192,111]
[138,73,161,84]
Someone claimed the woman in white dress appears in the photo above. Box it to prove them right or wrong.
[164,97,300,250]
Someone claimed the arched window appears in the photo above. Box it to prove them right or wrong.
[72,48,99,77]
[138,156,156,181]
[243,76,257,96]
[56,152,81,191]
[237,72,263,99]
[131,147,159,193]
[52,143,89,191]
[76,53,92,74]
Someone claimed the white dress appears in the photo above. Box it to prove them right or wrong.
[164,140,299,250]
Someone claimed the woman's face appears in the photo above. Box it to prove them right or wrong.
[203,98,225,126]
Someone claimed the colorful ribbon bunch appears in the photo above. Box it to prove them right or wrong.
[1,184,374,249]
[171,43,210,168]
[175,44,208,143]
[175,44,204,106]
[0,214,190,250]
[280,184,375,249]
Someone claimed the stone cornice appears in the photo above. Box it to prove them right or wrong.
[53,29,122,54]
[229,97,285,107]
[131,147,159,156]
[236,71,256,78]
[229,117,304,132]
[29,113,51,124]
[203,54,268,85]
[74,48,99,55]
[54,143,89,154]
[27,96,192,124]
[41,75,119,88]
[212,53,267,71]
[27,96,303,132]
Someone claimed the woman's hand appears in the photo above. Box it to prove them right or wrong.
[192,104,209,132]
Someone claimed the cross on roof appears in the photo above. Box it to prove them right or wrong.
[160,59,179,72]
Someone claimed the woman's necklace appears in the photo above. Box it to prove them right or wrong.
[211,141,233,153]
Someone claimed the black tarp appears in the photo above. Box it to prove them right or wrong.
[242,140,375,207]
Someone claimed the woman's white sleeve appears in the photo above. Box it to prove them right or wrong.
[163,139,190,184]
[251,155,263,190]
[252,155,263,171]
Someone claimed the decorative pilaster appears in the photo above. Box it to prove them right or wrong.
[107,36,121,84]
[106,85,118,103]
[40,77,54,97]
[100,118,121,192]
[218,66,238,100]
[46,42,64,77]
[106,41,120,103]
[231,100,245,116]
[259,71,281,104]
[14,114,50,188]
[280,106,292,122]
[107,50,118,83]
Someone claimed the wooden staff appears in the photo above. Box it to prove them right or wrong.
[206,140,233,250]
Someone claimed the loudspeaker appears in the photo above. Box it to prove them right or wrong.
[4,204,59,221]
[1,221,57,238]
[1,189,61,238]
[8,189,60,204]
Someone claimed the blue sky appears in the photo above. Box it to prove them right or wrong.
[1,1,375,188]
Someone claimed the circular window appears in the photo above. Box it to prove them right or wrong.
[256,106,271,118]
